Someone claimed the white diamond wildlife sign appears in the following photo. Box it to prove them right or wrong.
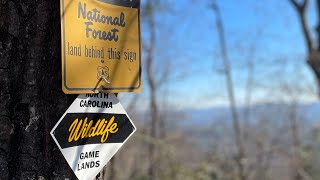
[50,93,136,180]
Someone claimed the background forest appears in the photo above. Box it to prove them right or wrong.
[112,0,320,180]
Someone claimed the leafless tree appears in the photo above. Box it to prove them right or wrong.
[289,0,320,97]
[211,1,247,180]
[144,1,159,178]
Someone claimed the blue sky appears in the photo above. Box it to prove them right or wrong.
[122,0,319,110]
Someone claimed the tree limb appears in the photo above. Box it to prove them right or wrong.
[290,0,308,11]
[290,0,301,10]
[289,0,313,52]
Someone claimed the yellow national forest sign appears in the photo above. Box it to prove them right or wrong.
[61,0,141,94]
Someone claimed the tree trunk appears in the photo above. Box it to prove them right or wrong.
[146,10,159,180]
[308,51,320,97]
[0,0,77,179]
[211,3,247,180]
[289,0,320,96]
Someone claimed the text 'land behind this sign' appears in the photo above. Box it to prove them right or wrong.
[61,0,141,94]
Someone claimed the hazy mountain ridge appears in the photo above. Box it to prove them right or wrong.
[180,102,320,127]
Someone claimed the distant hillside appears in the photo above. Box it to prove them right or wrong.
[180,102,320,128]
[177,102,320,150]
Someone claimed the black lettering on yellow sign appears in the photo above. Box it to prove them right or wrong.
[108,48,121,60]
[78,2,126,42]
[124,51,136,62]
[68,42,81,56]
[53,113,134,149]
[84,45,104,58]
[61,0,141,93]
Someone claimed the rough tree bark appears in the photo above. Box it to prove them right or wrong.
[0,0,77,179]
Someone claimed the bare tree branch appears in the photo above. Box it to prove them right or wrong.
[290,0,301,10]
[289,0,313,52]
[290,0,308,11]
[303,0,309,9]
[316,0,320,50]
